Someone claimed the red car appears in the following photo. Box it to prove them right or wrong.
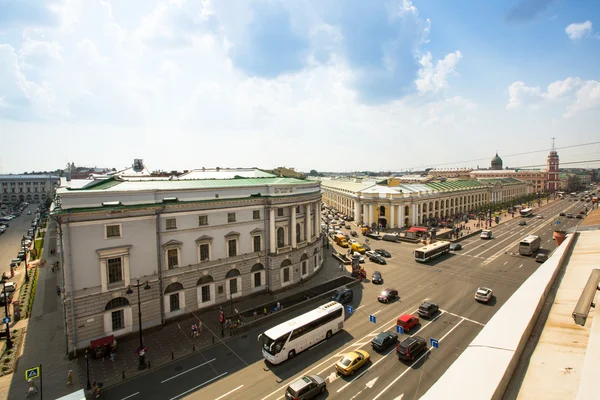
[396,314,419,332]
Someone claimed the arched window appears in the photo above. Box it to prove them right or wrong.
[251,263,265,290]
[296,223,301,244]
[251,263,264,272]
[277,227,285,248]
[197,275,214,305]
[105,297,129,311]
[165,282,184,294]
[165,282,184,313]
[226,269,241,296]
[280,258,292,285]
[226,269,241,278]
[197,275,214,285]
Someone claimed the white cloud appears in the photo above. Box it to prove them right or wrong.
[506,77,600,117]
[565,21,593,40]
[415,50,463,94]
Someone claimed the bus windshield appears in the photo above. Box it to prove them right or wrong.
[262,333,288,356]
[414,250,425,259]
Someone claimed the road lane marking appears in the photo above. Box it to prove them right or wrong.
[169,372,228,400]
[161,358,216,383]
[372,309,382,316]
[371,319,466,400]
[214,385,244,400]
[519,264,523,269]
[441,310,485,327]
[260,307,420,400]
[120,393,139,400]
[309,342,325,350]
[503,261,508,265]
[335,313,444,393]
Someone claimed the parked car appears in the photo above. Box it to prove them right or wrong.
[396,336,427,361]
[375,249,391,258]
[350,231,358,237]
[372,271,383,284]
[519,221,527,226]
[566,213,573,218]
[335,350,370,376]
[535,253,548,262]
[449,243,462,251]
[576,214,583,219]
[2,282,17,293]
[396,314,419,332]
[475,287,493,303]
[285,375,327,400]
[0,292,14,306]
[559,212,566,216]
[536,215,543,219]
[331,289,353,305]
[378,288,398,303]
[370,254,387,265]
[417,301,439,319]
[371,332,398,351]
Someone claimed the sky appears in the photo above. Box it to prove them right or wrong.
[1,0,600,174]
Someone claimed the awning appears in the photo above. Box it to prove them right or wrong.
[408,226,428,233]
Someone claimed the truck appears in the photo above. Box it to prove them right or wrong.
[351,243,366,254]
[480,230,492,240]
[334,234,349,248]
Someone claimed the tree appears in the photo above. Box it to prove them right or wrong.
[308,169,323,177]
[566,175,581,192]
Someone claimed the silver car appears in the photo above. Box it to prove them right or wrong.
[475,287,493,303]
[285,375,327,399]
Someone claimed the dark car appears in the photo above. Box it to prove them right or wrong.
[417,302,439,318]
[576,214,583,219]
[396,336,427,362]
[331,289,353,305]
[372,271,383,284]
[362,243,371,251]
[378,288,399,303]
[0,292,14,306]
[370,254,387,265]
[375,249,391,258]
[350,231,358,237]
[535,253,548,263]
[519,221,527,226]
[371,332,398,351]
[449,243,462,251]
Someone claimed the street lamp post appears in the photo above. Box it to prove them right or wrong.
[84,350,91,390]
[23,242,29,283]
[126,277,151,370]
[2,283,12,350]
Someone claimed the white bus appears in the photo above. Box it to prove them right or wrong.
[261,301,344,364]
[520,208,533,217]
[414,241,451,262]
[519,235,541,256]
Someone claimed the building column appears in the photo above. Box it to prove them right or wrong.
[399,204,405,228]
[354,201,361,222]
[291,206,297,248]
[390,204,395,229]
[412,204,418,225]
[305,203,312,242]
[269,208,276,252]
[362,204,367,224]
[317,202,321,225]
[368,204,373,225]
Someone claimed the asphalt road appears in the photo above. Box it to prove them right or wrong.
[103,199,588,400]
[0,204,36,275]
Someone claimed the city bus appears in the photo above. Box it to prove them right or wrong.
[519,235,541,256]
[260,301,344,364]
[520,207,533,217]
[414,241,451,262]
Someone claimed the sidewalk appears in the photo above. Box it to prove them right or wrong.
[79,241,346,391]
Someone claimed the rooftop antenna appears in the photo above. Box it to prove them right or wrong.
[551,137,556,151]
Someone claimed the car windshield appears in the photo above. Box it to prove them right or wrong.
[262,333,288,355]
[340,357,352,366]
[381,291,389,296]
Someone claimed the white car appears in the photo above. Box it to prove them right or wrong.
[365,250,376,258]
[536,215,543,219]
[475,287,493,303]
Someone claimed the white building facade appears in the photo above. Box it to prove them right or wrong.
[0,174,60,204]
[52,169,323,354]
[320,178,532,228]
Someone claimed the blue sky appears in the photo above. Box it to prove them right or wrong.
[1,0,599,173]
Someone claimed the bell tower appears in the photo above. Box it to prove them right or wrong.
[546,138,559,192]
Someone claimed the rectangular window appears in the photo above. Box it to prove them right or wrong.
[228,213,236,223]
[228,239,237,257]
[283,267,290,283]
[218,285,224,295]
[198,215,208,226]
[253,210,260,220]
[169,293,180,311]
[296,206,301,213]
[166,218,177,230]
[111,309,124,331]
[253,235,261,252]
[167,248,179,269]
[314,255,318,269]
[201,285,211,302]
[277,208,284,217]
[302,261,307,276]
[106,224,121,238]
[229,278,238,294]
[254,272,261,287]
[199,244,210,262]
[107,258,123,284]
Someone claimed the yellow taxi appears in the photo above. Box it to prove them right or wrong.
[335,350,370,375]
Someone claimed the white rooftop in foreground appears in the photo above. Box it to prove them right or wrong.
[517,215,600,400]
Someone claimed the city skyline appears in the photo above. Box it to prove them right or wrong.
[1,0,600,173]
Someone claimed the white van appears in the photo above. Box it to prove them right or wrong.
[480,230,492,239]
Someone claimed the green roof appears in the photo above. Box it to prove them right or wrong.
[61,176,312,192]
[425,180,484,191]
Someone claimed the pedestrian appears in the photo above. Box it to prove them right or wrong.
[263,307,267,316]
[26,379,38,397]
[192,323,197,338]
[110,350,116,362]
[56,285,61,296]
[277,302,281,311]
[198,320,203,333]
[253,310,257,320]
[66,370,73,386]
